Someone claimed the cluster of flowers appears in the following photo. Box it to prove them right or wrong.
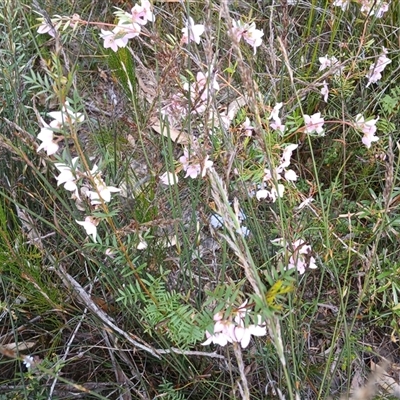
[255,143,298,203]
[36,102,84,156]
[36,102,121,242]
[179,147,213,179]
[354,114,379,149]
[162,71,219,126]
[231,20,264,55]
[159,142,214,184]
[55,158,121,242]
[202,300,266,349]
[319,54,344,76]
[333,0,390,17]
[209,205,250,238]
[366,46,391,87]
[99,0,154,52]
[272,238,317,275]
[269,102,286,134]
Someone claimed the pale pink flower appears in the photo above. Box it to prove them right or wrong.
[270,102,283,121]
[196,72,219,100]
[181,17,204,44]
[354,114,379,135]
[304,112,324,135]
[269,103,286,133]
[242,22,264,54]
[179,149,213,179]
[201,156,213,177]
[360,1,390,17]
[321,80,329,102]
[231,20,247,43]
[366,47,391,87]
[374,2,389,18]
[184,71,219,109]
[273,238,317,275]
[131,0,154,25]
[100,24,140,52]
[180,149,199,178]
[37,20,57,37]
[287,239,317,275]
[231,20,263,54]
[318,55,343,75]
[319,55,337,71]
[241,117,254,136]
[355,114,379,149]
[113,22,141,40]
[76,216,98,242]
[270,117,286,133]
[362,133,379,149]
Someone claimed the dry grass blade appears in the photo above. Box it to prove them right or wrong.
[53,264,161,359]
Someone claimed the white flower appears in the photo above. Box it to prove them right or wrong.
[160,171,179,185]
[284,169,298,181]
[333,0,351,11]
[280,144,298,169]
[87,183,121,204]
[137,236,148,250]
[287,239,317,275]
[202,302,266,349]
[297,197,314,210]
[86,168,121,204]
[76,216,98,242]
[269,102,283,121]
[181,17,204,44]
[23,355,35,369]
[270,184,285,202]
[242,117,254,136]
[48,102,85,126]
[36,126,59,156]
[55,158,80,197]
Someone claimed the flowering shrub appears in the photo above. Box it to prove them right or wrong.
[18,0,397,397]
